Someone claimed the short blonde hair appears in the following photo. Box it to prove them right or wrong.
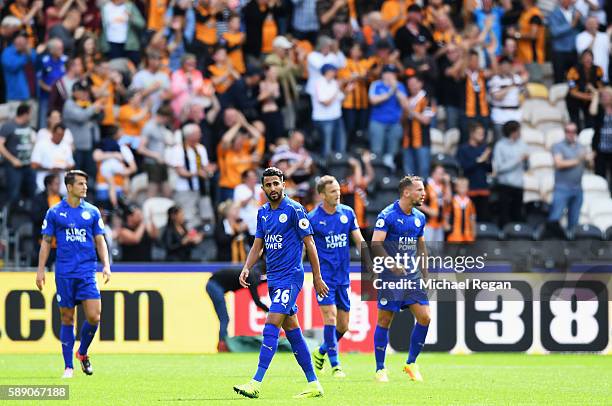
[316,175,338,194]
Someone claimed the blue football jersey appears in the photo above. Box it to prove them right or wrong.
[308,204,359,286]
[375,200,426,278]
[41,199,105,277]
[255,196,313,288]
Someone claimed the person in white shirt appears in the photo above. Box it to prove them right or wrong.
[102,0,129,46]
[575,0,607,27]
[233,169,263,237]
[165,123,216,228]
[305,35,346,96]
[576,16,610,82]
[130,50,171,113]
[30,123,75,194]
[36,110,74,150]
[488,56,527,140]
[312,64,348,156]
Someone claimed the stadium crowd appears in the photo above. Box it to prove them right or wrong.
[0,0,612,263]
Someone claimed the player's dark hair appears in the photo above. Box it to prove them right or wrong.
[502,120,521,138]
[398,175,423,194]
[16,103,30,117]
[316,175,338,194]
[261,167,284,184]
[64,169,88,187]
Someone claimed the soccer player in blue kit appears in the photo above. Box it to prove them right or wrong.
[309,175,365,378]
[233,167,329,399]
[36,170,111,378]
[372,175,430,383]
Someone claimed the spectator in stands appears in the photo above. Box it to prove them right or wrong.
[338,42,371,146]
[36,110,74,150]
[90,60,124,136]
[566,49,604,129]
[8,0,42,48]
[403,35,438,98]
[456,122,492,221]
[549,0,582,83]
[312,64,347,157]
[489,56,527,140]
[37,38,67,128]
[508,0,545,65]
[208,46,241,107]
[32,173,62,263]
[368,64,407,170]
[461,49,493,143]
[447,177,476,242]
[49,57,84,113]
[130,50,172,113]
[171,54,207,119]
[258,65,284,145]
[224,66,262,123]
[492,120,528,227]
[215,200,250,262]
[166,123,216,228]
[548,122,593,231]
[0,104,36,205]
[63,80,104,179]
[117,204,158,262]
[243,0,281,61]
[234,168,263,238]
[290,0,319,45]
[576,16,610,83]
[48,7,83,56]
[265,36,301,131]
[402,75,436,180]
[222,13,246,74]
[270,130,313,194]
[100,0,145,64]
[340,150,374,229]
[31,123,74,194]
[206,265,268,352]
[163,14,189,72]
[306,36,346,98]
[422,164,451,242]
[439,44,464,131]
[473,0,504,55]
[394,4,433,61]
[139,105,173,198]
[117,89,150,149]
[162,205,203,261]
[93,126,137,208]
[590,87,612,195]
[1,31,37,104]
[217,112,263,201]
[317,0,350,38]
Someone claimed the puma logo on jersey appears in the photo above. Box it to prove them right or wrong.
[397,218,404,224]
[319,220,327,226]
[59,212,67,218]
[261,215,268,222]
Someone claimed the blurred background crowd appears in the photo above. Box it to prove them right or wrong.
[0,0,611,266]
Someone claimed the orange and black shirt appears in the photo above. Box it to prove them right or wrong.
[341,178,368,228]
[517,6,545,64]
[337,58,374,110]
[425,180,450,230]
[147,0,168,31]
[447,195,476,242]
[464,70,489,118]
[567,64,604,94]
[402,91,435,148]
[221,31,246,73]
[195,5,218,46]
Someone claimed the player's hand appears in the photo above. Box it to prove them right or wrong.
[102,266,111,284]
[36,269,45,291]
[314,277,329,298]
[239,268,250,288]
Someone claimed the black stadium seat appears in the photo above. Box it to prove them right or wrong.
[378,175,402,192]
[431,153,461,178]
[606,226,612,241]
[476,222,500,240]
[502,223,535,240]
[572,224,604,241]
[369,155,393,177]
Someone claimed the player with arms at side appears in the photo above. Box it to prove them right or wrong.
[233,167,329,399]
[372,175,430,382]
[36,170,111,378]
[309,175,365,378]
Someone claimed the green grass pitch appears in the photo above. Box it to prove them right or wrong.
[0,353,609,405]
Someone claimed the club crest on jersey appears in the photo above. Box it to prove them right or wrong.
[379,298,388,305]
[414,218,421,227]
[340,214,348,224]
[56,294,61,303]
[376,218,385,228]
[299,218,310,230]
[279,213,288,223]
[81,211,91,220]
[98,219,105,229]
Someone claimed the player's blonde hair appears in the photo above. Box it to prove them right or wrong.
[316,175,338,194]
